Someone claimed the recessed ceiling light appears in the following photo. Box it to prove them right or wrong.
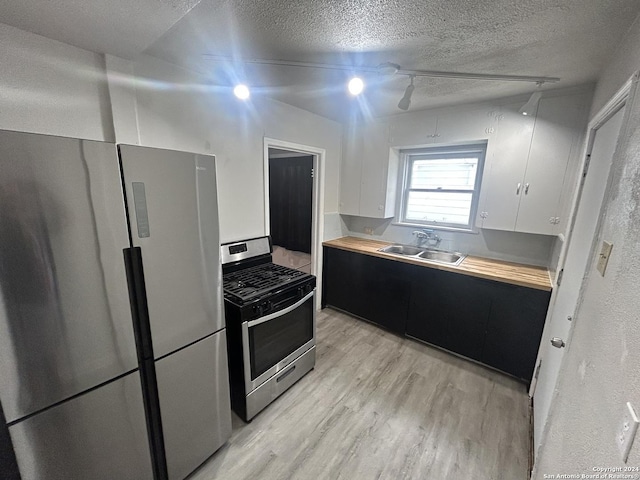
[348,77,364,96]
[233,84,250,100]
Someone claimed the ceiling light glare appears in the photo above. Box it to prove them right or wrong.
[233,84,250,100]
[348,77,364,96]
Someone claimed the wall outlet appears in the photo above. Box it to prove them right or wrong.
[596,240,613,276]
[364,227,373,235]
[618,402,639,462]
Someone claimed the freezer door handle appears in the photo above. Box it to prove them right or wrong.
[123,247,154,361]
[123,247,169,480]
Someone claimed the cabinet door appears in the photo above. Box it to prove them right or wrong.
[339,121,363,215]
[435,106,496,144]
[358,255,410,334]
[388,112,438,147]
[478,103,534,230]
[322,247,366,316]
[322,248,409,334]
[482,282,550,381]
[515,94,588,234]
[407,268,491,361]
[360,121,393,218]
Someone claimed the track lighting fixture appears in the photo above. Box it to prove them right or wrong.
[519,82,544,116]
[205,56,560,110]
[398,76,415,111]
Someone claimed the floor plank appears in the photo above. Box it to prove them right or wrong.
[190,308,530,480]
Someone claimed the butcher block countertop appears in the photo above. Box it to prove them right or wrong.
[323,236,552,292]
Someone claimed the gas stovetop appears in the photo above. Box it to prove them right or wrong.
[222,263,312,304]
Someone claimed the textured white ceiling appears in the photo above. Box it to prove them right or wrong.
[144,0,640,119]
[2,0,640,119]
[0,0,201,59]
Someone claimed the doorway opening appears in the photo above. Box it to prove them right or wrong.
[263,138,326,309]
[268,148,314,274]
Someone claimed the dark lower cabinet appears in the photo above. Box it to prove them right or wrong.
[322,246,551,383]
[323,247,409,334]
[482,282,551,380]
[407,267,491,362]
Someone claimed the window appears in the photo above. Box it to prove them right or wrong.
[398,143,486,231]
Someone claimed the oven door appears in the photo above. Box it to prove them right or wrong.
[242,290,315,393]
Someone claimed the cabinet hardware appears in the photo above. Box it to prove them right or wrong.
[550,337,566,348]
[516,183,521,195]
[524,183,530,194]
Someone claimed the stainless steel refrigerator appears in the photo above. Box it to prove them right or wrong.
[0,131,231,480]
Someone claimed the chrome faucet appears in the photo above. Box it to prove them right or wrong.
[413,229,441,248]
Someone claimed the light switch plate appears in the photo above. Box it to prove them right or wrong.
[596,240,613,276]
[618,402,639,462]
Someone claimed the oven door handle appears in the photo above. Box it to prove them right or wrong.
[247,290,314,328]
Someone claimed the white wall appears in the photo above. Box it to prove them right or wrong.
[105,54,342,244]
[0,23,113,141]
[533,13,640,477]
[0,23,342,246]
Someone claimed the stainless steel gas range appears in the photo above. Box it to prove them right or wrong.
[221,236,316,422]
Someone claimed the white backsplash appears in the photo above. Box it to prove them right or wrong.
[339,214,555,267]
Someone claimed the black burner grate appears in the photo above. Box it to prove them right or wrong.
[223,263,309,302]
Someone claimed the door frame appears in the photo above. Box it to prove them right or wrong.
[263,137,326,310]
[552,74,637,285]
[530,72,638,457]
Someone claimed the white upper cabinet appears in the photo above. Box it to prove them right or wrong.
[339,120,397,218]
[477,103,535,231]
[339,120,364,216]
[515,94,588,234]
[339,89,591,233]
[477,91,590,235]
[434,106,497,145]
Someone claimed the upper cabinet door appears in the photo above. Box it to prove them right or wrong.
[515,94,588,235]
[360,121,393,218]
[389,112,438,147]
[340,120,397,218]
[0,132,137,423]
[339,121,363,216]
[478,103,534,230]
[119,145,224,359]
[435,106,497,144]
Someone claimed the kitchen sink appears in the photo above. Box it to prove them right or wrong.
[418,250,464,265]
[378,245,424,256]
[378,244,466,266]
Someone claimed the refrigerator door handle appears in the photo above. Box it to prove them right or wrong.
[123,247,169,480]
[124,247,154,361]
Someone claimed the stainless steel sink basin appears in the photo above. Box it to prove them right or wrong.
[378,245,424,256]
[378,244,466,266]
[418,250,465,265]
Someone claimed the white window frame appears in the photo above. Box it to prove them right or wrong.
[396,143,487,233]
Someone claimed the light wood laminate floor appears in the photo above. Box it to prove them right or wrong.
[190,308,530,480]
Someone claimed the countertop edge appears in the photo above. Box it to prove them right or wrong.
[322,237,552,292]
